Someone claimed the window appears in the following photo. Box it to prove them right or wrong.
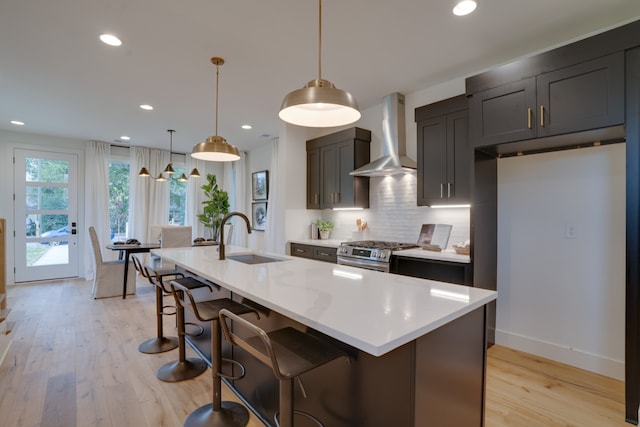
[109,160,130,239]
[169,165,187,225]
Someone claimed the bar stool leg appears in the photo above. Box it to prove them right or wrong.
[183,318,249,427]
[138,285,179,354]
[157,299,207,382]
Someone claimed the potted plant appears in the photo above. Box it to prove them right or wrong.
[316,219,334,240]
[197,174,230,242]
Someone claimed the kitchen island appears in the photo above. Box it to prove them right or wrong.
[152,245,496,426]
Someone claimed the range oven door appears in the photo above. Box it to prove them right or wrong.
[337,256,389,273]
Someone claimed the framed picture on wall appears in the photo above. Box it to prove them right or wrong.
[252,202,267,231]
[252,170,269,201]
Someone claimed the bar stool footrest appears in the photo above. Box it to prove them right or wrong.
[219,357,246,381]
[275,410,324,427]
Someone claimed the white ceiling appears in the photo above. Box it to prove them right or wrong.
[1,0,639,154]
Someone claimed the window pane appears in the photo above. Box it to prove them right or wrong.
[170,166,187,225]
[109,160,130,238]
[26,186,69,210]
[25,157,69,183]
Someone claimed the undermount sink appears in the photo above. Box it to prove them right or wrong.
[226,254,284,265]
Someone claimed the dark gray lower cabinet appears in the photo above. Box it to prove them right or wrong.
[290,243,337,263]
[391,255,472,285]
[186,294,488,427]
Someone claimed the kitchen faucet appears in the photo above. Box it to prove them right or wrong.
[219,211,252,260]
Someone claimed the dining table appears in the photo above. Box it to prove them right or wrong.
[106,242,161,299]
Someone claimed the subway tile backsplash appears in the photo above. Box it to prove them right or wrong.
[325,174,470,248]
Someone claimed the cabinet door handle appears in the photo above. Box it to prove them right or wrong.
[315,194,319,205]
[336,192,340,204]
[540,105,545,127]
[447,183,452,198]
[527,108,533,129]
[319,252,330,257]
[440,183,444,199]
[295,248,304,253]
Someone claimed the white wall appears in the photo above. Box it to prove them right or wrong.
[496,144,626,379]
[245,142,271,251]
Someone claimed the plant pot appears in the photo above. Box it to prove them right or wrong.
[319,230,330,240]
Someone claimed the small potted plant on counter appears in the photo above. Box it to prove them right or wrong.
[316,219,334,240]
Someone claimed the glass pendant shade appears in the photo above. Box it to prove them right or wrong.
[279,79,360,127]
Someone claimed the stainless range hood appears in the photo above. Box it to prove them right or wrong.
[350,92,416,177]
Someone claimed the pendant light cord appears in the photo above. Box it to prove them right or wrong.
[318,0,322,81]
[215,62,220,136]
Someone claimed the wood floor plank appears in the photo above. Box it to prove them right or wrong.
[41,372,77,427]
[0,278,631,427]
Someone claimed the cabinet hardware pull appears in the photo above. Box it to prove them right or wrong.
[295,249,304,253]
[319,252,329,256]
[336,192,340,204]
[315,194,318,205]
[540,105,545,127]
[527,108,532,129]
[440,183,444,199]
[447,183,451,198]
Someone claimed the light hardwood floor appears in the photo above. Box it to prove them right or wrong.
[0,278,630,427]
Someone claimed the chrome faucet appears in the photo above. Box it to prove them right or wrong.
[219,211,252,260]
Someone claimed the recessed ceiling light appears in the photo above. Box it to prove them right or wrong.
[241,124,252,130]
[10,120,25,126]
[120,136,130,141]
[139,104,154,110]
[453,0,477,16]
[100,34,122,47]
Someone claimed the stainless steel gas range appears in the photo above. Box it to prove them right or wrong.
[337,240,419,273]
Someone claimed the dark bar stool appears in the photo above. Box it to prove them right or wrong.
[132,255,180,354]
[219,309,346,427]
[170,280,259,427]
[157,276,210,382]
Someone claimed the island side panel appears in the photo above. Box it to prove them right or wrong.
[414,306,487,426]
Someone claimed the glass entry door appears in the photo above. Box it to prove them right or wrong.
[14,149,79,282]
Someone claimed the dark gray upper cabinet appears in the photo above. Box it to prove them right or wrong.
[306,127,371,209]
[470,52,624,148]
[415,95,470,206]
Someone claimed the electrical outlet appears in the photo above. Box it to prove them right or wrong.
[565,223,577,239]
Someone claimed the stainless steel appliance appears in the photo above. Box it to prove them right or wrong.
[337,240,418,273]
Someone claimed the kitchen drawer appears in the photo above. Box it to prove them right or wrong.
[290,243,337,264]
[391,256,472,286]
[290,243,315,259]
[314,246,337,263]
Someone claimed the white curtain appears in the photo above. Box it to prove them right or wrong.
[224,152,248,246]
[186,156,206,240]
[129,146,170,241]
[84,141,113,275]
[265,138,284,253]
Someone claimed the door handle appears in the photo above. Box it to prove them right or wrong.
[447,183,452,198]
[527,108,533,129]
[540,105,545,127]
[440,183,444,199]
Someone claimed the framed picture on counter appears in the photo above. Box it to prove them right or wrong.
[251,170,269,201]
[252,202,267,231]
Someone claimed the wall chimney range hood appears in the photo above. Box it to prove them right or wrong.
[350,92,416,177]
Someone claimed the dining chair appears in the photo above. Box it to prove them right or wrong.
[88,226,136,298]
[161,225,192,248]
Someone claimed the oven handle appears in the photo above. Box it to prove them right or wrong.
[337,256,389,273]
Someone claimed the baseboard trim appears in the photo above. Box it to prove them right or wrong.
[495,329,624,381]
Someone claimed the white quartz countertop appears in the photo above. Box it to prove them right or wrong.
[152,246,495,357]
[289,239,471,263]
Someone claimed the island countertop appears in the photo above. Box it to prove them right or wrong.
[152,245,496,357]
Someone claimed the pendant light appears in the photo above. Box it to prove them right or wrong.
[279,0,360,128]
[191,57,240,162]
[138,130,201,181]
